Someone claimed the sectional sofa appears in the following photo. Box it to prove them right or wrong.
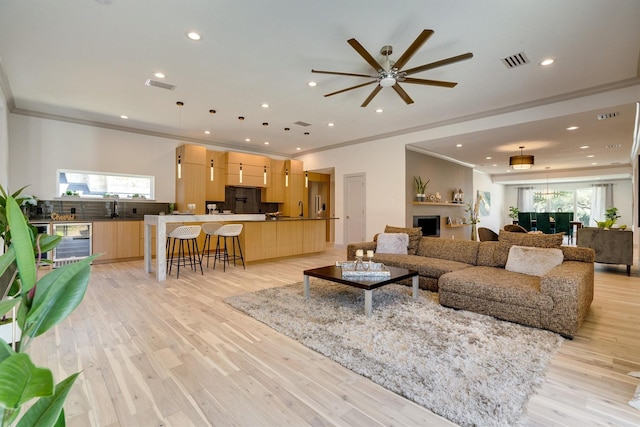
[347,226,595,338]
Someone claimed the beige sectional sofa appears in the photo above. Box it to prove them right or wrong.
[347,226,595,338]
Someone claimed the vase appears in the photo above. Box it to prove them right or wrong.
[471,223,477,241]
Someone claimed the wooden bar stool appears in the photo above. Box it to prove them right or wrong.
[201,222,222,268]
[168,225,203,278]
[213,224,245,271]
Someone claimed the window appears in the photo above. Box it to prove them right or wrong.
[528,187,593,224]
[58,170,154,199]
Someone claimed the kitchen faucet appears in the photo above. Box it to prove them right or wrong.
[298,200,304,217]
[111,200,119,218]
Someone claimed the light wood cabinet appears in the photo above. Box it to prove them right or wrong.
[205,150,226,201]
[276,220,304,258]
[226,152,270,188]
[93,220,141,262]
[176,144,206,214]
[281,160,305,217]
[241,221,277,261]
[303,220,326,253]
[262,159,285,203]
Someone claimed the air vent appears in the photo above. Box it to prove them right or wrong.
[501,52,529,69]
[144,79,176,90]
[293,121,312,127]
[605,144,621,149]
[597,112,619,120]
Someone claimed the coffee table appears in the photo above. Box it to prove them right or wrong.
[303,265,419,317]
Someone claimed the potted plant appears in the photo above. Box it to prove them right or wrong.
[0,192,98,426]
[508,206,520,224]
[414,176,430,202]
[595,207,621,229]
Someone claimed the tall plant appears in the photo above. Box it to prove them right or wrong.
[0,195,98,426]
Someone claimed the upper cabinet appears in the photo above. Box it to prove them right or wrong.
[175,144,206,213]
[206,150,226,201]
[225,152,271,188]
[262,159,285,203]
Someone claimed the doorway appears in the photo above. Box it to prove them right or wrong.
[344,173,366,243]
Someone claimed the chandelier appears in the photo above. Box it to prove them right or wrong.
[535,167,563,198]
[509,146,534,170]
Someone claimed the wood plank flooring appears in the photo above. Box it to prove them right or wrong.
[27,247,640,426]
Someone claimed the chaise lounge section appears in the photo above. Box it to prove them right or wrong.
[347,226,595,337]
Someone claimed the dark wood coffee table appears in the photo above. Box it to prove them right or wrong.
[303,265,419,317]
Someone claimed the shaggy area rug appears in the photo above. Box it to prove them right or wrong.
[225,281,564,427]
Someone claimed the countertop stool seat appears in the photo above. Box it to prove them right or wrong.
[213,224,245,271]
[165,223,183,268]
[201,222,223,268]
[168,225,203,278]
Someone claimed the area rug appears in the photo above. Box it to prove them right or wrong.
[225,281,564,427]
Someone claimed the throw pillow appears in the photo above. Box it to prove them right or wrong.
[376,232,409,254]
[505,245,564,277]
[384,225,422,255]
[494,230,564,267]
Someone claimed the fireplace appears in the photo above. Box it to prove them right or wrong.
[413,215,440,237]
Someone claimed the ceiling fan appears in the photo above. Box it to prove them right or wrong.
[311,29,473,107]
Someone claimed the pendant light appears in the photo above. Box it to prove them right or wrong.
[305,171,308,188]
[210,159,214,181]
[239,163,243,184]
[509,146,534,170]
[263,166,267,185]
[285,168,289,187]
[176,101,184,179]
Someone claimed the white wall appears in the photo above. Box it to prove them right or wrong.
[0,85,7,190]
[473,171,506,232]
[8,114,188,201]
[298,138,406,245]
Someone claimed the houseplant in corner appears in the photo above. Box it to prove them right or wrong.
[0,194,98,426]
[508,206,520,224]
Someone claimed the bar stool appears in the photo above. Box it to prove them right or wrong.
[213,224,245,271]
[166,223,183,269]
[168,225,203,278]
[201,222,222,268]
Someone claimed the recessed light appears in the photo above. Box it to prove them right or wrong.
[120,115,128,119]
[486,156,492,160]
[261,103,269,108]
[375,108,383,113]
[328,123,334,127]
[591,162,598,165]
[304,132,310,135]
[579,145,590,149]
[204,130,210,135]
[263,141,269,145]
[456,144,462,147]
[245,138,251,142]
[154,72,165,79]
[307,81,317,87]
[587,155,594,158]
[186,32,201,41]
[492,164,498,167]
[566,126,579,131]
[540,58,554,66]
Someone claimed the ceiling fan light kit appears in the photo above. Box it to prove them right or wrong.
[510,146,534,170]
[311,29,473,107]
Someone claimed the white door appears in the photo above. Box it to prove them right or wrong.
[344,173,366,243]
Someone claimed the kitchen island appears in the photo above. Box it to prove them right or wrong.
[144,214,328,281]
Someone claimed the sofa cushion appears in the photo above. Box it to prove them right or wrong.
[383,225,422,255]
[376,232,409,254]
[416,237,480,265]
[439,266,553,310]
[490,230,564,267]
[505,245,564,277]
[373,253,473,280]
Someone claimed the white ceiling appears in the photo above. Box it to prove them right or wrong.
[1,0,639,183]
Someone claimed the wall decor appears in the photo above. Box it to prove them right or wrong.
[478,190,491,216]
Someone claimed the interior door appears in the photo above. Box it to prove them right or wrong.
[345,173,366,243]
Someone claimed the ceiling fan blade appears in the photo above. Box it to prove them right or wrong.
[392,83,414,105]
[402,77,458,88]
[361,85,383,107]
[311,69,376,78]
[324,80,377,97]
[348,38,384,71]
[403,52,474,76]
[393,29,434,70]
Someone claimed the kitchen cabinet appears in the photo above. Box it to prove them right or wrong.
[226,152,270,187]
[275,220,304,258]
[262,159,285,203]
[303,220,326,253]
[93,220,141,262]
[176,144,206,214]
[281,160,305,217]
[205,150,226,201]
[241,221,277,261]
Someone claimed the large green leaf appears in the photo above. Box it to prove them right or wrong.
[0,353,54,409]
[0,300,19,320]
[23,255,97,338]
[17,373,79,427]
[0,341,15,363]
[6,197,36,293]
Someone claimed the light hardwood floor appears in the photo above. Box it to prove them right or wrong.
[27,246,640,426]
